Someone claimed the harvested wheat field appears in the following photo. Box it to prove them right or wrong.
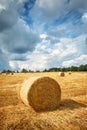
[0,72,87,130]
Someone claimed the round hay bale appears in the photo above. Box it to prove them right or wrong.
[58,72,65,77]
[68,72,72,75]
[20,76,61,112]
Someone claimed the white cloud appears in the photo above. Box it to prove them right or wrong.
[9,61,17,69]
[9,34,87,71]
[40,34,47,39]
[82,13,87,23]
[9,52,48,71]
[62,54,87,67]
[0,4,6,11]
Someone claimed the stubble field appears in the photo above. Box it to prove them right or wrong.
[0,72,87,130]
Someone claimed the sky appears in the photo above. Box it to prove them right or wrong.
[0,0,87,71]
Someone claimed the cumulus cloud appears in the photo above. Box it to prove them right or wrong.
[0,0,41,70]
[0,18,40,54]
[2,19,39,53]
[68,0,87,12]
[0,0,87,71]
[0,17,40,70]
[9,34,87,71]
[62,54,87,67]
[0,0,19,31]
[40,34,47,39]
[30,0,87,22]
[0,0,33,31]
[30,0,68,22]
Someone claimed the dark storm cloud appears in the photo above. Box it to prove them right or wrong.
[0,8,18,31]
[0,0,20,32]
[11,54,28,61]
[0,19,40,54]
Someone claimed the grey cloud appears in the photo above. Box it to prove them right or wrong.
[0,0,41,71]
[0,49,10,71]
[0,8,18,31]
[68,0,87,12]
[30,0,87,22]
[12,57,27,61]
[30,0,67,20]
[11,47,29,54]
[11,53,28,61]
[0,18,40,54]
[0,0,19,31]
[0,0,28,31]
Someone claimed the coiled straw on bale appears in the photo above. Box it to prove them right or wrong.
[20,76,61,112]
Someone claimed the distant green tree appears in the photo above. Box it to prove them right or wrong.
[70,66,78,71]
[43,69,48,72]
[2,70,12,73]
[79,64,87,71]
[84,64,87,71]
[21,68,28,73]
[29,70,34,73]
[35,70,40,72]
[1,70,6,73]
[16,70,19,73]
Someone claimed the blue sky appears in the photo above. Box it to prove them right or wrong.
[0,0,87,71]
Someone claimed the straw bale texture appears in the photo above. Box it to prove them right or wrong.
[58,72,65,76]
[20,76,61,111]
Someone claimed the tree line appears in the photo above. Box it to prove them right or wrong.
[1,64,87,73]
[44,64,87,72]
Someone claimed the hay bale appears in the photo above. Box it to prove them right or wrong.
[20,76,61,112]
[68,72,72,75]
[11,72,14,75]
[58,72,65,77]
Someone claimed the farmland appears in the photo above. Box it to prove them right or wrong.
[0,72,87,130]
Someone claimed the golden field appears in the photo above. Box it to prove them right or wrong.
[0,72,87,130]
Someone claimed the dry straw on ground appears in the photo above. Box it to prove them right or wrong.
[58,72,65,77]
[20,76,61,112]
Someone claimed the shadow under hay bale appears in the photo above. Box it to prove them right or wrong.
[20,76,61,112]
[60,99,87,110]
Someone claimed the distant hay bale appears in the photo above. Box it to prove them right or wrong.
[6,73,9,75]
[20,76,61,112]
[69,72,72,75]
[58,72,65,77]
[11,72,14,75]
